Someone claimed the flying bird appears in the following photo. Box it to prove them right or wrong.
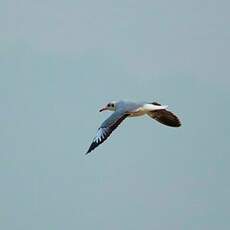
[86,100,181,154]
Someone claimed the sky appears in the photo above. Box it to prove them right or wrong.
[1,0,230,229]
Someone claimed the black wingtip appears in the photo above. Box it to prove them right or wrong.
[175,120,182,127]
[148,109,182,128]
[152,101,161,106]
[85,149,91,155]
[159,112,182,128]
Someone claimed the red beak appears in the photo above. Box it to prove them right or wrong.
[99,107,107,112]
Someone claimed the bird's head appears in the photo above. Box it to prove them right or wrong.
[99,101,117,112]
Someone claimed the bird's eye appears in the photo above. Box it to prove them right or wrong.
[111,104,114,107]
[107,103,110,107]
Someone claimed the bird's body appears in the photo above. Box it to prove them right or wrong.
[125,102,168,117]
[86,100,181,154]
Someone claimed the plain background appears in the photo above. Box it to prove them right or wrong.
[1,0,230,229]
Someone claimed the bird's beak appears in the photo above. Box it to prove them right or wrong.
[99,107,107,112]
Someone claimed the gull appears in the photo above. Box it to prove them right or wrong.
[86,100,181,154]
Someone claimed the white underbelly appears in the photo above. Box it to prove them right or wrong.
[129,108,146,117]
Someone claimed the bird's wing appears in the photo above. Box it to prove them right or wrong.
[147,102,181,127]
[86,110,129,154]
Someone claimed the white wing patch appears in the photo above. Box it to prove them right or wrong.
[94,128,109,143]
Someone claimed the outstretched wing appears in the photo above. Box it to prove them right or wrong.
[86,110,129,154]
[147,102,181,127]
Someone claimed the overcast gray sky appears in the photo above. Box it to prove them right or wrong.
[1,0,230,229]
